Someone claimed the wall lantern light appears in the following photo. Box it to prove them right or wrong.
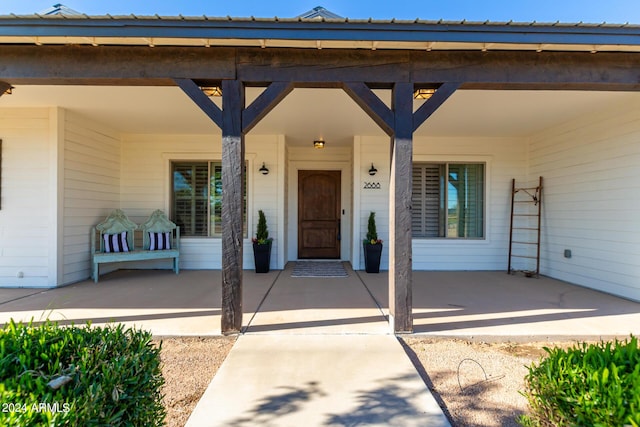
[368,163,378,176]
[200,86,223,97]
[313,139,325,149]
[413,88,436,100]
[259,162,269,175]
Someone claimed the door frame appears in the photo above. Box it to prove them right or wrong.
[287,160,352,263]
[298,169,342,259]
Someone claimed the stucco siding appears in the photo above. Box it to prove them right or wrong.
[120,134,282,270]
[529,101,640,301]
[0,108,51,287]
[62,111,121,284]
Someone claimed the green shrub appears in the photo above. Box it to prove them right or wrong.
[365,211,382,244]
[519,336,640,427]
[0,320,165,426]
[254,209,272,245]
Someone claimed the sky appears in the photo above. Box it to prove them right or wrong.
[1,0,640,24]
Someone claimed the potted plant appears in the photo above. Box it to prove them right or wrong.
[252,210,273,273]
[363,211,383,273]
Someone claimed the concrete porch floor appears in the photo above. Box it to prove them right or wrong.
[0,263,639,339]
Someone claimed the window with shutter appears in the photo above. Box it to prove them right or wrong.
[412,164,444,237]
[173,163,208,236]
[172,161,247,237]
[412,162,484,239]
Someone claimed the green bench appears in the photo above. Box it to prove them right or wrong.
[91,209,180,283]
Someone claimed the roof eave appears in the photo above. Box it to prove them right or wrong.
[0,16,639,51]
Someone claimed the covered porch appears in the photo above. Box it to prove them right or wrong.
[1,13,640,335]
[2,81,639,335]
[1,267,638,339]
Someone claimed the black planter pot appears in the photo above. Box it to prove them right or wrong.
[363,243,383,273]
[253,241,272,273]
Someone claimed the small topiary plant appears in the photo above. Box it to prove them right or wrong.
[0,320,165,427]
[253,210,272,245]
[364,211,382,245]
[519,336,640,427]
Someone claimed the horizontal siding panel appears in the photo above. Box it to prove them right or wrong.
[0,108,51,287]
[2,246,48,256]
[63,252,90,266]
[0,276,50,288]
[65,156,119,174]
[0,256,49,267]
[65,127,120,148]
[0,266,49,276]
[530,102,640,301]
[65,168,119,184]
[544,266,640,300]
[62,112,121,286]
[1,228,49,241]
[64,189,120,205]
[179,240,222,269]
[65,134,120,155]
[65,181,120,196]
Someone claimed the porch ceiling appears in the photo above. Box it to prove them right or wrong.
[1,85,637,144]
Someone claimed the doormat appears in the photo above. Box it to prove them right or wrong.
[291,261,348,278]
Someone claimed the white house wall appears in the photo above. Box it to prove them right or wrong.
[120,133,284,270]
[0,108,53,287]
[354,135,528,271]
[353,136,390,270]
[282,141,289,264]
[62,110,121,284]
[529,100,640,301]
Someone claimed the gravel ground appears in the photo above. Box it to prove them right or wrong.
[402,337,552,427]
[157,336,237,427]
[157,336,561,427]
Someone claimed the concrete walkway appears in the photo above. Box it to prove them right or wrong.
[244,263,388,335]
[186,263,450,426]
[186,335,449,427]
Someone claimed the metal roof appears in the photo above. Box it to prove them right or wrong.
[0,12,639,53]
[38,3,82,16]
[296,6,343,20]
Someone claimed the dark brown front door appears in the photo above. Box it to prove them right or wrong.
[298,170,341,259]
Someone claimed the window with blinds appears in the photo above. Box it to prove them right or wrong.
[412,164,445,237]
[412,163,485,239]
[172,161,247,237]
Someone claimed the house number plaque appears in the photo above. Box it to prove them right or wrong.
[363,182,381,189]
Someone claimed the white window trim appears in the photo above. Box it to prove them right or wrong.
[412,154,492,244]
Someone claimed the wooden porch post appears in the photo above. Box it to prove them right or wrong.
[389,82,414,333]
[176,78,292,334]
[221,79,245,334]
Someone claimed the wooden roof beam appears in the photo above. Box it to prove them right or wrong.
[174,78,223,128]
[242,81,294,134]
[342,81,394,136]
[413,82,461,132]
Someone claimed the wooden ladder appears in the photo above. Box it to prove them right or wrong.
[508,176,543,277]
